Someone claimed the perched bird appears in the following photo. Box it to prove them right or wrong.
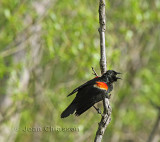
[61,70,121,118]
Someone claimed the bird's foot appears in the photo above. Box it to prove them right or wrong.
[93,105,102,116]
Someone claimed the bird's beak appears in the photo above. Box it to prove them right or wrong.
[116,77,122,80]
[116,72,122,74]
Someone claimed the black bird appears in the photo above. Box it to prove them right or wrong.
[61,70,121,118]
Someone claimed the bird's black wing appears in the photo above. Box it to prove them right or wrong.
[62,80,111,117]
[73,84,107,116]
[67,77,100,97]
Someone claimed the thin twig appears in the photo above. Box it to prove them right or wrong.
[92,67,99,77]
[94,0,112,142]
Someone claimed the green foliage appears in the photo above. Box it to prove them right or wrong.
[0,0,160,142]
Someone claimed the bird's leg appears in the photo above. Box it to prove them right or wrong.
[93,105,102,116]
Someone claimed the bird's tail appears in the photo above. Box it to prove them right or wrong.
[61,103,76,118]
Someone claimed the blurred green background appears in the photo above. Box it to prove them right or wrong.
[0,0,160,142]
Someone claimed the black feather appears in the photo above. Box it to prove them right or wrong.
[61,103,76,118]
[61,70,121,118]
[67,77,100,97]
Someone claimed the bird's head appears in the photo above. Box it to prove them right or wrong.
[102,70,121,83]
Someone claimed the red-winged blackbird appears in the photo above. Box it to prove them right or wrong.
[61,70,121,118]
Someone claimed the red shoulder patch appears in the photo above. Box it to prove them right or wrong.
[94,82,108,91]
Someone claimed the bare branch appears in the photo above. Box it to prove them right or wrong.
[94,0,112,142]
[99,0,107,74]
